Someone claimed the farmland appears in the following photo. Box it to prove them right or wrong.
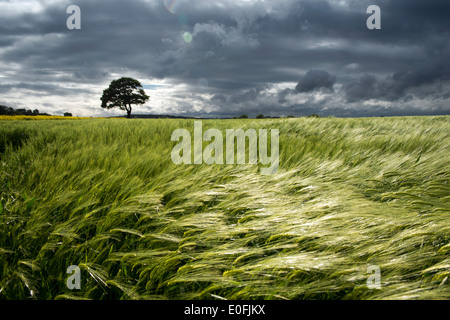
[0,116,449,300]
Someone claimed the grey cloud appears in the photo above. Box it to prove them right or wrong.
[193,21,259,49]
[278,88,297,104]
[211,94,226,103]
[0,82,93,96]
[295,70,336,93]
[230,85,272,104]
[343,74,378,102]
[344,61,450,102]
[0,0,449,117]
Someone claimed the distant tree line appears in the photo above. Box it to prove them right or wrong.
[0,105,74,117]
[0,105,49,116]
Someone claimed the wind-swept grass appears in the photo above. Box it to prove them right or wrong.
[0,116,449,300]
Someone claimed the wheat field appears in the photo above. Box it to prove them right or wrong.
[0,116,449,300]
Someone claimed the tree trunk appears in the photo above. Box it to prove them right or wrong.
[126,104,132,118]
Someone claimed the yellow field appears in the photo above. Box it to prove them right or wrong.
[0,115,123,121]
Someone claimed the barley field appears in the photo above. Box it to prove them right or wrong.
[0,116,449,300]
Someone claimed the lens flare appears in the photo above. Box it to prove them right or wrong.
[164,0,186,15]
[183,32,193,43]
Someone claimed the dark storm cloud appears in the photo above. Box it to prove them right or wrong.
[295,70,336,93]
[0,4,63,36]
[344,60,450,103]
[0,0,449,116]
[211,94,226,103]
[230,85,272,104]
[343,74,378,102]
[0,82,93,96]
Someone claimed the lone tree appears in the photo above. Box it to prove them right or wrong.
[101,77,149,118]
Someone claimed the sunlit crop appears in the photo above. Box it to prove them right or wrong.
[0,116,449,300]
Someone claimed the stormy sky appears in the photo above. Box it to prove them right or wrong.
[0,0,449,118]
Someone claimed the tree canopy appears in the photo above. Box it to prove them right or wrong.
[100,77,149,118]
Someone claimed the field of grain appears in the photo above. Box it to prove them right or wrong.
[0,116,449,300]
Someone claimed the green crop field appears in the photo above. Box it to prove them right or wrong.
[0,116,449,300]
